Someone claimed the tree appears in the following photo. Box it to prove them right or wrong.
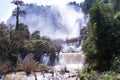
[11,0,25,30]
[18,23,30,39]
[82,0,112,13]
[0,23,27,67]
[29,39,59,65]
[81,0,98,13]
[31,31,40,40]
[0,22,32,77]
[112,0,120,12]
[82,1,120,71]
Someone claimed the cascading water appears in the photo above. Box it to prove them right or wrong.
[7,0,88,39]
[3,0,89,80]
[24,0,87,71]
[53,51,85,74]
[59,52,84,67]
[40,54,50,65]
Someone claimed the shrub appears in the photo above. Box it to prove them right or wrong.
[17,59,39,75]
[77,69,100,80]
[101,71,120,80]
[0,60,13,74]
[77,66,120,80]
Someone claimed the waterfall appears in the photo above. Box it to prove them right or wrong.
[59,52,84,64]
[35,0,88,70]
[54,51,85,72]
[40,54,50,65]
[39,52,85,72]
[7,0,89,39]
[4,0,89,79]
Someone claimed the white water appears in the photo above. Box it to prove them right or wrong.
[40,54,50,65]
[4,72,79,80]
[1,0,88,80]
[30,0,86,77]
[56,52,85,72]
[7,0,88,39]
[39,51,85,73]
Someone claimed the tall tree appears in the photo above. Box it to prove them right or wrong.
[11,0,25,30]
[82,1,120,71]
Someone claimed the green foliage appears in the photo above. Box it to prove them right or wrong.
[81,0,119,13]
[0,0,62,73]
[77,69,120,80]
[111,0,120,12]
[82,0,120,71]
[18,23,30,39]
[114,12,120,21]
[81,0,98,13]
[30,30,40,40]
[12,0,25,30]
[24,37,60,65]
[112,56,120,73]
[101,71,120,80]
[77,67,100,80]
[33,39,58,60]
[0,22,60,74]
[0,23,28,67]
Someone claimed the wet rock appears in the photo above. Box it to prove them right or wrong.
[4,71,80,80]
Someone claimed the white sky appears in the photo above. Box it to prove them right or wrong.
[0,0,84,23]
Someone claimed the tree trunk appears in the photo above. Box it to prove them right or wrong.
[16,6,19,30]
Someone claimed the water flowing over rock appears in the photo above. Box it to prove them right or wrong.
[3,72,80,80]
[40,54,50,65]
[7,1,88,39]
[39,52,85,69]
[2,0,89,80]
[59,52,85,70]
[1,51,84,80]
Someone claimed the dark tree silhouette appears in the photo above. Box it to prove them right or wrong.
[11,0,25,30]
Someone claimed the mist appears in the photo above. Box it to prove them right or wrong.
[23,0,85,6]
[7,0,88,39]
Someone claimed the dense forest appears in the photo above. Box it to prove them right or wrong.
[80,0,120,79]
[83,0,120,71]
